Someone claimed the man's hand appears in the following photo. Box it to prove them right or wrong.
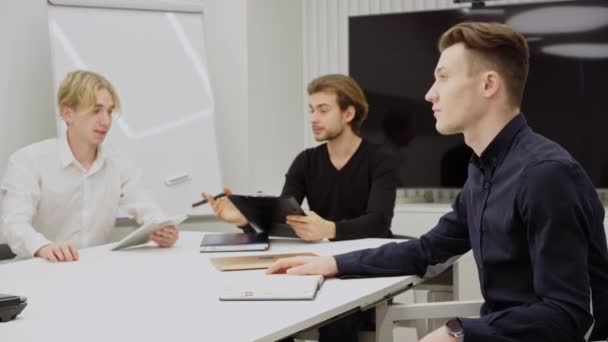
[287,211,336,241]
[420,326,459,342]
[265,256,338,277]
[35,242,79,262]
[202,187,248,227]
[149,225,179,247]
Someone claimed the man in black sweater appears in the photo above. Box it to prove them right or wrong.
[267,22,608,342]
[203,74,397,242]
[203,74,398,341]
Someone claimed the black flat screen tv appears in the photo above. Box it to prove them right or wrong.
[350,0,608,189]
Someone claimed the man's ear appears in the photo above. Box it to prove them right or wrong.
[60,105,74,125]
[343,105,356,124]
[482,71,501,99]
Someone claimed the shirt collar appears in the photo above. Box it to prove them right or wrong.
[471,113,528,172]
[58,132,108,170]
[59,132,76,169]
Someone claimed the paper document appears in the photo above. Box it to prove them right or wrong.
[219,274,325,301]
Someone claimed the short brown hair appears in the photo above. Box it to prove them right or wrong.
[307,74,369,136]
[58,70,121,113]
[439,22,529,108]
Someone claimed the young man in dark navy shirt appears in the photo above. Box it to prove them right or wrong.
[267,22,608,342]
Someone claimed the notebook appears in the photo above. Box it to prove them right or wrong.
[219,274,325,301]
[200,233,269,252]
[210,252,317,271]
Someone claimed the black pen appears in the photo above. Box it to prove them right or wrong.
[192,193,227,208]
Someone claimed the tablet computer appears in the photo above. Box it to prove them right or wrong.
[228,195,305,237]
[111,215,187,251]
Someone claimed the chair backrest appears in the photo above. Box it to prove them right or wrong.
[0,244,15,260]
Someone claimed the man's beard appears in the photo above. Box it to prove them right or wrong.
[314,125,345,142]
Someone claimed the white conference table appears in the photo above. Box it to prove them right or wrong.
[0,231,420,342]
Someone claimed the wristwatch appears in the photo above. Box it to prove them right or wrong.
[445,318,465,341]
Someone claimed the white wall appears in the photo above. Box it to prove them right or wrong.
[0,0,56,176]
[0,0,305,200]
[202,0,304,194]
[201,0,251,194]
[247,0,304,194]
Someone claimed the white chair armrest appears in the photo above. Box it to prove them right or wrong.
[387,300,484,322]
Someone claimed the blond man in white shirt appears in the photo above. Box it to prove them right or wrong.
[0,70,179,262]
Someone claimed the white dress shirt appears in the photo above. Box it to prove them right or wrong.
[0,134,166,258]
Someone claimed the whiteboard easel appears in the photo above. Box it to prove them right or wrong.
[48,0,222,217]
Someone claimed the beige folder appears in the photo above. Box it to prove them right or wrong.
[210,252,317,271]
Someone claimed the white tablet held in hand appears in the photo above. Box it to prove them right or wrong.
[111,215,187,251]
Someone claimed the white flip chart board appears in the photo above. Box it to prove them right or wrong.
[48,0,222,216]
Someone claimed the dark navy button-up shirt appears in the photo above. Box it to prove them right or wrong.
[335,114,608,341]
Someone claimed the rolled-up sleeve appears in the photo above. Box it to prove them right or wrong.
[116,155,166,225]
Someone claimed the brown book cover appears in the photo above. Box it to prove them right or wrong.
[210,252,317,271]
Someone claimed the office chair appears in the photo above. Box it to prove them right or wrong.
[0,244,16,261]
[369,298,607,341]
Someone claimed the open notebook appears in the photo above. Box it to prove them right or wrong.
[219,274,325,301]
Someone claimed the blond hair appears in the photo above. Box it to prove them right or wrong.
[57,70,121,112]
[439,22,529,108]
[307,74,369,136]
